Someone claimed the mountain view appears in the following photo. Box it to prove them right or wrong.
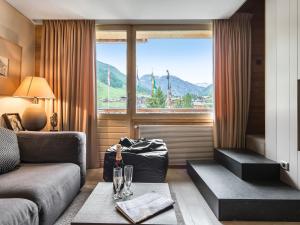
[97,60,213,111]
[137,75,213,97]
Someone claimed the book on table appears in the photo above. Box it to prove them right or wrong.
[115,192,175,224]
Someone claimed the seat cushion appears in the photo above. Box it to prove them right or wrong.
[0,163,81,225]
[0,198,39,225]
[0,128,20,174]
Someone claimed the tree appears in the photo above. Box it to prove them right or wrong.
[182,93,193,108]
[146,87,166,108]
[175,93,193,108]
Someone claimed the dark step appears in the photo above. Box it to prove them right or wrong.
[214,148,280,181]
[187,160,300,221]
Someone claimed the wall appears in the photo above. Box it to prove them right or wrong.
[265,0,299,188]
[238,0,265,135]
[0,0,35,126]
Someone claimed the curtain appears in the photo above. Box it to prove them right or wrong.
[39,20,98,168]
[214,13,252,148]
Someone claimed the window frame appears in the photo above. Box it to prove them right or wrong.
[96,24,214,122]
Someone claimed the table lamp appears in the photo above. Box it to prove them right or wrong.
[13,76,55,131]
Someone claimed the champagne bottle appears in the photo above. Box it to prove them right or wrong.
[113,144,124,193]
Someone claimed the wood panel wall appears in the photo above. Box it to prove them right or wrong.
[238,0,265,135]
[96,117,212,167]
[97,117,131,166]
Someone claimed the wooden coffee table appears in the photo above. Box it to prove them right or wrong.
[72,182,178,225]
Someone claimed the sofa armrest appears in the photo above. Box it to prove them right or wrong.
[16,131,86,186]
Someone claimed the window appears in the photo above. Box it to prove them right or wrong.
[136,30,213,113]
[96,30,127,114]
[96,26,213,115]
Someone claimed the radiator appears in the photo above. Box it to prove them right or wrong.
[138,125,214,165]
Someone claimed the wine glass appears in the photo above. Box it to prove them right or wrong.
[113,167,123,200]
[124,165,133,196]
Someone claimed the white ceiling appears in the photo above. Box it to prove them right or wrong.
[7,0,246,23]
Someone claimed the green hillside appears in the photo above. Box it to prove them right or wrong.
[96,60,213,109]
[97,81,126,99]
[96,61,126,89]
[96,60,150,100]
[97,82,127,109]
[96,60,127,104]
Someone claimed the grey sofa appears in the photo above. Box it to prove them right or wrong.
[0,131,86,225]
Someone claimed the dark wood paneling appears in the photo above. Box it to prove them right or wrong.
[238,0,265,135]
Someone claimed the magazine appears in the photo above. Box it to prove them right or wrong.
[116,192,175,224]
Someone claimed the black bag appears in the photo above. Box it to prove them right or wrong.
[103,138,169,182]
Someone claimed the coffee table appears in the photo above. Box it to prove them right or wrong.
[72,182,178,225]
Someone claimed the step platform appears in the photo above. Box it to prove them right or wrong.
[187,160,300,221]
[215,148,280,181]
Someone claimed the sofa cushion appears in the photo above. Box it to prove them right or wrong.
[17,131,86,187]
[0,198,39,225]
[0,163,81,225]
[0,128,20,174]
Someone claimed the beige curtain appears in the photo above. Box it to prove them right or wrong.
[39,20,98,168]
[214,13,252,148]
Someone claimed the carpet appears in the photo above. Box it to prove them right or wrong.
[54,184,186,225]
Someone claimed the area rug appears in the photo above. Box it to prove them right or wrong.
[54,184,186,225]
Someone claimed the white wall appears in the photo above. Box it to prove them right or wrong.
[265,0,299,187]
[0,0,35,127]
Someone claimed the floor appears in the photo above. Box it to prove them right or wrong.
[86,168,300,225]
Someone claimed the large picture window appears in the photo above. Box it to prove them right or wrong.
[96,26,213,115]
[136,30,213,113]
[96,30,127,114]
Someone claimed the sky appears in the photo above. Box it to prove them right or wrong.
[96,38,213,84]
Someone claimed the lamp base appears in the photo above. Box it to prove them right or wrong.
[22,104,47,131]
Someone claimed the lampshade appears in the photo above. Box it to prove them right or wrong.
[13,76,55,99]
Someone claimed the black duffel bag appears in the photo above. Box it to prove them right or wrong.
[103,138,169,182]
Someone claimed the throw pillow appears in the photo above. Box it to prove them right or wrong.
[0,128,20,174]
